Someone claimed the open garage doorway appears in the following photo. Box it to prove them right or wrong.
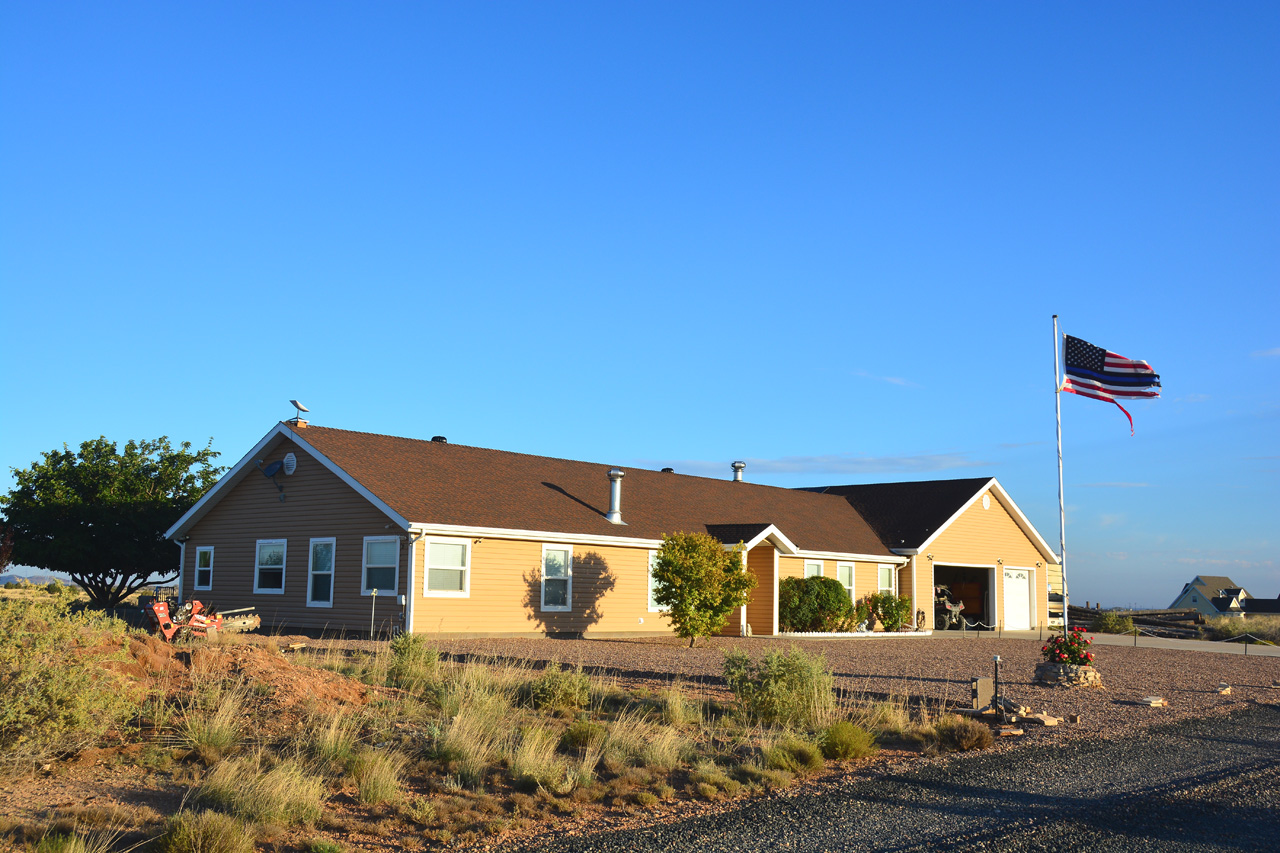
[934,565,993,629]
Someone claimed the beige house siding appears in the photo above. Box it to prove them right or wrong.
[744,544,777,636]
[925,489,1051,629]
[180,436,408,633]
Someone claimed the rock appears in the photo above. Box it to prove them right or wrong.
[1033,662,1103,688]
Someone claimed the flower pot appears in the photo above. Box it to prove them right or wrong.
[1033,662,1103,688]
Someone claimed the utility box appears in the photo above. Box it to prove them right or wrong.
[972,676,994,710]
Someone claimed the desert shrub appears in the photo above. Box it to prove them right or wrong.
[305,840,345,853]
[934,716,993,752]
[1203,615,1280,645]
[3,582,16,590]
[33,828,122,853]
[438,701,508,789]
[559,719,606,753]
[866,592,913,631]
[635,790,658,807]
[761,735,824,776]
[304,710,360,771]
[179,689,244,765]
[524,663,589,711]
[722,648,835,728]
[387,633,439,691]
[659,684,698,727]
[347,747,407,805]
[159,810,255,853]
[1089,611,1135,635]
[508,725,571,792]
[778,577,856,632]
[600,709,650,772]
[196,754,325,825]
[688,761,741,799]
[735,763,795,790]
[639,726,684,773]
[819,721,878,760]
[0,598,139,765]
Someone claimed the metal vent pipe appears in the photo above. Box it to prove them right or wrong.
[731,461,746,482]
[606,468,625,524]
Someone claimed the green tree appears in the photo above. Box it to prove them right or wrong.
[651,531,755,648]
[1,437,224,608]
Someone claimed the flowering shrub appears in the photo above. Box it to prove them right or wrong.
[1041,626,1096,666]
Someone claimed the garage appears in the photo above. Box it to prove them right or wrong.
[934,564,993,629]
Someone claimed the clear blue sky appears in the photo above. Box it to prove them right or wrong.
[2,3,1276,607]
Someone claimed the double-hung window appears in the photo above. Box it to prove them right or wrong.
[194,547,214,590]
[647,549,668,612]
[541,545,572,611]
[254,539,287,593]
[878,564,895,595]
[836,562,855,603]
[308,538,335,607]
[804,560,823,579]
[362,536,400,595]
[425,538,470,596]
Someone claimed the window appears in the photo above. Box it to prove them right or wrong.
[836,562,855,602]
[647,549,668,612]
[878,564,895,595]
[308,538,335,607]
[194,547,214,590]
[541,545,572,611]
[254,539,287,593]
[362,536,400,595]
[804,561,823,579]
[425,538,470,596]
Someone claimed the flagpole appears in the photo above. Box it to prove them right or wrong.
[1053,315,1069,635]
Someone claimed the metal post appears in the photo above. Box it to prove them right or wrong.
[1054,315,1069,640]
[370,588,378,640]
[993,655,1003,721]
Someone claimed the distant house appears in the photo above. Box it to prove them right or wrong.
[1169,576,1252,617]
[1242,595,1280,615]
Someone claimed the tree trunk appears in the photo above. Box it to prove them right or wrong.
[689,636,696,648]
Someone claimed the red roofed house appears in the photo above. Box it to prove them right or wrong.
[165,420,1062,637]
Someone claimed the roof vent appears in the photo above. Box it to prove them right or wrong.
[606,468,626,524]
[431,436,448,443]
[731,461,746,482]
[661,467,674,473]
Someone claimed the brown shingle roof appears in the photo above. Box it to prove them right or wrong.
[296,425,893,557]
[800,478,994,550]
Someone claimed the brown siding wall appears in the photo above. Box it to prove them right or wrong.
[744,544,776,636]
[926,490,1051,629]
[180,436,408,633]
[411,538,673,637]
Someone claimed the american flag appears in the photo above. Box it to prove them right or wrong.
[1062,335,1161,433]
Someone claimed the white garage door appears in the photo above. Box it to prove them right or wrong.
[1003,569,1031,631]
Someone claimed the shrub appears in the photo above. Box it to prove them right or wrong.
[347,747,407,805]
[638,726,684,773]
[819,721,878,760]
[1203,615,1280,645]
[33,828,122,853]
[689,761,741,798]
[305,840,345,853]
[196,754,325,825]
[159,810,255,853]
[0,598,139,766]
[1041,626,1095,666]
[761,735,824,776]
[438,702,507,789]
[778,577,855,632]
[525,663,589,711]
[559,720,606,753]
[650,532,755,647]
[866,592,913,631]
[179,689,244,765]
[387,633,439,691]
[304,710,360,771]
[508,725,571,792]
[722,648,835,728]
[1089,611,1135,635]
[934,716,994,752]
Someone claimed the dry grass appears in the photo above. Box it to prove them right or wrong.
[179,687,245,765]
[347,747,408,805]
[1203,615,1280,645]
[438,700,509,789]
[32,826,124,853]
[196,753,326,825]
[158,810,255,853]
[507,725,571,793]
[304,709,361,771]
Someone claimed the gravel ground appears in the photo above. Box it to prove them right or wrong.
[499,702,1280,853]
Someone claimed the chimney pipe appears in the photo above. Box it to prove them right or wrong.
[731,461,746,482]
[606,468,626,524]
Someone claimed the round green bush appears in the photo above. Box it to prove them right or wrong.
[820,721,878,760]
[779,577,855,632]
[1089,611,1135,635]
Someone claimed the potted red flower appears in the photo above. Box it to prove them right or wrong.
[1034,626,1102,687]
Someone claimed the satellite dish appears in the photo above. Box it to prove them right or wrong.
[262,460,284,478]
[290,400,309,413]
[283,452,297,475]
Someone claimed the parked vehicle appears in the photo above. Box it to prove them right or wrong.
[935,585,966,630]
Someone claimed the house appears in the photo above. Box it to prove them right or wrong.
[164,420,1061,637]
[1169,576,1253,617]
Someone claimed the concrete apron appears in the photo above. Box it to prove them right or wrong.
[922,628,1280,657]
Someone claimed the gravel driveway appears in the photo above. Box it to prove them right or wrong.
[501,702,1280,852]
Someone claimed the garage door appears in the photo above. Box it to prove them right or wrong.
[1003,569,1031,631]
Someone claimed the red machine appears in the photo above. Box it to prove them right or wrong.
[145,600,259,641]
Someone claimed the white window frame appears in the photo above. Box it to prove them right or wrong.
[253,539,287,594]
[878,563,896,595]
[194,546,214,591]
[362,535,401,596]
[804,560,824,579]
[836,562,855,602]
[647,549,668,613]
[307,537,336,608]
[541,544,573,612]
[423,536,471,598]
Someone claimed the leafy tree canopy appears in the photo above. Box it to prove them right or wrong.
[651,531,755,647]
[1,437,224,608]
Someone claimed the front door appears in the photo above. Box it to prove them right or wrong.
[1002,569,1031,631]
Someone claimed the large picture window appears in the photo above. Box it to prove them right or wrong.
[425,538,470,596]
[194,547,214,590]
[647,549,668,612]
[308,538,335,607]
[254,539,286,594]
[541,545,572,612]
[363,536,400,595]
